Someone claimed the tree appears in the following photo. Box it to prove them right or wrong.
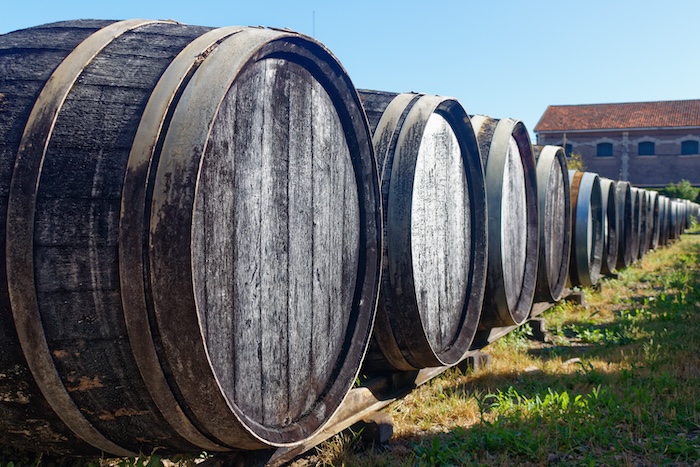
[566,152,586,171]
[660,179,699,201]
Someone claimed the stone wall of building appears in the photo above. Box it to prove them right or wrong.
[537,129,700,187]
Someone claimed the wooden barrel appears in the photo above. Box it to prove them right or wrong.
[636,189,649,260]
[691,202,700,227]
[471,116,538,328]
[568,171,603,287]
[658,195,670,246]
[599,178,618,275]
[669,199,680,240]
[615,181,634,269]
[533,145,571,302]
[629,188,643,261]
[677,199,687,237]
[358,90,487,371]
[0,20,381,455]
[647,191,661,251]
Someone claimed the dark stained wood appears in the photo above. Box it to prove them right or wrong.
[257,293,569,467]
[29,22,211,454]
[357,90,487,372]
[637,189,649,260]
[657,195,669,246]
[471,116,538,329]
[533,146,571,303]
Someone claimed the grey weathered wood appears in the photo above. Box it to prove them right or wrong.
[230,293,568,466]
[533,145,571,303]
[148,28,380,448]
[358,90,487,372]
[630,187,643,260]
[471,116,538,329]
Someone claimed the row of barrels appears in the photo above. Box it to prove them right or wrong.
[571,174,698,289]
[0,20,697,458]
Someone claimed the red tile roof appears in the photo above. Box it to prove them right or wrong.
[534,99,700,132]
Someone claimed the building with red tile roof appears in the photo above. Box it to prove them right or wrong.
[535,99,700,187]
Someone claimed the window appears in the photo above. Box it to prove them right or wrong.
[638,141,655,156]
[565,143,572,157]
[596,142,613,157]
[681,140,699,155]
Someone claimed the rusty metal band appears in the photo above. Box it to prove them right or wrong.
[119,25,247,452]
[6,19,167,457]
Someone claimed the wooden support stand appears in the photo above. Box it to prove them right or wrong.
[528,317,548,343]
[350,412,394,445]
[456,351,492,373]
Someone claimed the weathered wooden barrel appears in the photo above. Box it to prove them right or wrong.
[690,201,700,227]
[533,145,570,302]
[568,171,603,287]
[599,178,618,275]
[636,189,649,260]
[0,20,381,455]
[615,181,634,269]
[677,200,687,236]
[669,198,681,240]
[629,188,643,261]
[471,116,538,328]
[647,191,661,251]
[658,195,670,246]
[358,90,487,371]
[671,199,685,240]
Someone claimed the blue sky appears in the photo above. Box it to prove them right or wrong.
[1,1,697,139]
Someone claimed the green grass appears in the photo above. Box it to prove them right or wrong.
[299,230,700,466]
